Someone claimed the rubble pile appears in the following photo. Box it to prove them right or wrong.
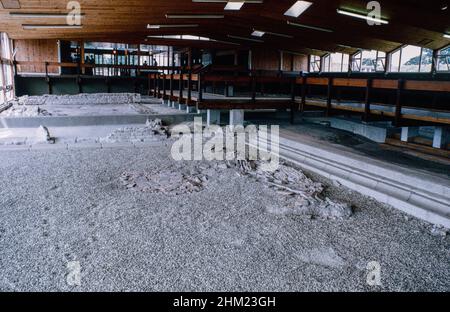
[120,166,209,195]
[100,119,170,143]
[225,159,353,220]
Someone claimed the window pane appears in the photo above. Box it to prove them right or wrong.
[419,48,433,72]
[324,53,349,72]
[361,50,377,72]
[330,53,342,72]
[342,54,349,71]
[309,55,321,72]
[351,51,362,71]
[323,55,330,72]
[437,46,450,72]
[389,50,401,72]
[399,45,422,72]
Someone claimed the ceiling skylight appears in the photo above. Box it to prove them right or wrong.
[251,30,265,37]
[225,1,245,10]
[284,1,313,18]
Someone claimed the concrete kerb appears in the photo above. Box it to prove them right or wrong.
[252,136,450,228]
[0,114,196,128]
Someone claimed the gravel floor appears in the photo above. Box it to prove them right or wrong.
[0,145,449,292]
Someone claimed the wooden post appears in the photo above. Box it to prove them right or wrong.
[198,73,203,103]
[290,77,296,124]
[251,74,256,103]
[170,73,174,100]
[364,78,373,122]
[152,74,156,97]
[187,71,192,105]
[80,40,85,75]
[78,76,82,94]
[326,77,333,117]
[149,74,153,96]
[162,74,167,99]
[157,74,161,98]
[301,76,307,113]
[157,74,160,97]
[187,48,192,70]
[394,79,405,126]
[137,45,141,76]
[45,62,52,94]
[179,71,184,104]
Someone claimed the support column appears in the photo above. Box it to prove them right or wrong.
[433,127,449,149]
[401,127,420,143]
[207,110,221,126]
[229,110,244,126]
[80,40,85,75]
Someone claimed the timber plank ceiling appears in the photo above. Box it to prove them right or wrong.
[0,0,449,54]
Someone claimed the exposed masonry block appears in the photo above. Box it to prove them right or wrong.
[401,127,420,143]
[433,127,450,149]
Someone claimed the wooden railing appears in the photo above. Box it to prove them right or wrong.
[14,61,182,75]
[149,70,450,126]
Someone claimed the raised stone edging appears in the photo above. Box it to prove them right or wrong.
[0,114,196,128]
[271,135,450,228]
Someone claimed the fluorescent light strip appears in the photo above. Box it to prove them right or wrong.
[251,30,265,37]
[227,35,263,43]
[284,1,313,18]
[225,1,245,10]
[23,24,83,29]
[10,12,85,18]
[444,34,450,39]
[287,21,333,33]
[252,29,293,38]
[337,9,389,24]
[147,24,199,29]
[166,14,224,19]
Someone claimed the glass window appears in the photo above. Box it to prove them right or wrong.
[309,55,321,72]
[437,46,450,72]
[376,52,386,71]
[400,45,421,72]
[323,52,350,72]
[389,49,401,72]
[389,45,433,73]
[351,50,386,72]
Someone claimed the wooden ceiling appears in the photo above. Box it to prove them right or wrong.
[0,0,449,54]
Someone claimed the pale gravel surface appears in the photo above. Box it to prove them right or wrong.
[0,145,449,292]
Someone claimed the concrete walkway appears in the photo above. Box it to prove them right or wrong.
[267,126,450,227]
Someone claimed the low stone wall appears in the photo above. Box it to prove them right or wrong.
[13,93,141,106]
